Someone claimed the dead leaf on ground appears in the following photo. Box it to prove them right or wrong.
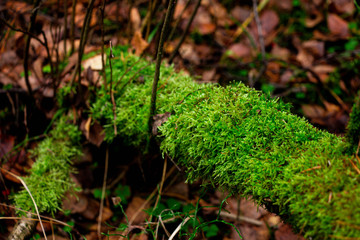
[296,49,314,68]
[275,224,305,240]
[271,44,291,61]
[266,62,281,82]
[125,197,149,225]
[80,118,105,147]
[131,31,149,56]
[302,40,325,57]
[258,10,279,37]
[5,1,32,14]
[308,64,336,82]
[202,69,216,82]
[179,43,200,64]
[305,11,323,28]
[271,0,293,11]
[327,14,350,39]
[130,7,141,31]
[231,6,251,22]
[83,54,106,71]
[193,8,216,35]
[227,42,252,60]
[331,0,355,14]
[209,2,232,27]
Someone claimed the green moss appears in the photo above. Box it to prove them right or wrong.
[91,47,360,239]
[346,94,360,152]
[14,117,81,215]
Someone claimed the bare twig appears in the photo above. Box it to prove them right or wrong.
[23,0,42,97]
[168,0,191,41]
[149,156,168,224]
[250,0,267,87]
[77,0,95,87]
[168,0,201,64]
[149,0,177,133]
[140,0,159,34]
[98,147,110,238]
[109,41,117,136]
[100,0,107,90]
[64,0,68,56]
[70,0,76,54]
[3,169,47,240]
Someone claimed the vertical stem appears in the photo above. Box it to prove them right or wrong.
[70,0,76,54]
[77,0,95,91]
[64,0,68,56]
[168,0,201,64]
[23,0,42,97]
[109,41,117,136]
[100,0,107,90]
[148,0,177,132]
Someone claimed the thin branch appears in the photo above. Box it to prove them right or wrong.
[168,0,201,64]
[70,0,76,54]
[77,0,95,87]
[251,0,267,87]
[109,41,117,136]
[168,0,191,41]
[64,0,68,56]
[98,146,109,238]
[100,0,107,91]
[23,0,42,97]
[149,0,177,132]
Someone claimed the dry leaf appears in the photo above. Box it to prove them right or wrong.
[302,40,324,57]
[327,14,350,39]
[179,43,200,64]
[130,7,141,31]
[271,44,290,61]
[125,197,149,225]
[209,2,232,27]
[332,0,355,14]
[231,6,251,22]
[83,54,106,71]
[266,62,281,82]
[259,10,279,37]
[202,69,216,82]
[131,31,149,56]
[296,49,314,68]
[227,43,251,60]
[305,11,323,28]
[275,224,305,240]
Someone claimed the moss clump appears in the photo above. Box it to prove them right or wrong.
[92,47,360,239]
[91,47,199,146]
[346,93,360,152]
[14,117,81,215]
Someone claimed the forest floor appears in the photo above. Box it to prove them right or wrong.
[0,0,359,239]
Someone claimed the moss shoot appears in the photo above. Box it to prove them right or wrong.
[91,47,360,239]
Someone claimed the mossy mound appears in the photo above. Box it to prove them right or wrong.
[14,117,81,215]
[91,47,360,239]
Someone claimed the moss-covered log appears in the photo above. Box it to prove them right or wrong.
[10,117,81,239]
[91,47,360,239]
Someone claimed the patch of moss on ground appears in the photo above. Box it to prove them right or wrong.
[91,47,360,239]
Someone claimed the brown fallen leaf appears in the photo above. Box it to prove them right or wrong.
[130,7,141,31]
[327,13,350,39]
[179,43,200,64]
[125,197,149,225]
[275,224,305,240]
[331,0,355,14]
[271,44,290,61]
[231,5,251,22]
[131,31,149,56]
[305,10,323,28]
[83,54,106,71]
[296,49,314,68]
[259,10,279,37]
[302,40,324,57]
[80,119,105,147]
[227,42,252,60]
